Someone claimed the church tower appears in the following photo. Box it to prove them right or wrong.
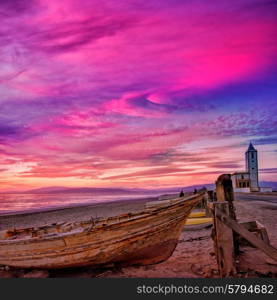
[245,143,259,191]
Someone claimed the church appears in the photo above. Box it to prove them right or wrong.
[231,143,272,193]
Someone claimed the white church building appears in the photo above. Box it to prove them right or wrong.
[231,143,272,193]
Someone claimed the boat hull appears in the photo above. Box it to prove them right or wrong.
[0,194,203,269]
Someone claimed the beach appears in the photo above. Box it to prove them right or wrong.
[0,196,161,230]
[0,193,277,278]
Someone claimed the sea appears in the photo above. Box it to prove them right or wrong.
[0,192,162,215]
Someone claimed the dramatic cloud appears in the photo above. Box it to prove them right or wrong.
[0,0,277,190]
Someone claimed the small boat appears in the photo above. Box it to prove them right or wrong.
[0,193,204,269]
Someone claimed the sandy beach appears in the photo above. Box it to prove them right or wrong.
[0,193,277,278]
[0,196,161,231]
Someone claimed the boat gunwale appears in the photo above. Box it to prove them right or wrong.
[0,193,204,245]
[0,209,194,262]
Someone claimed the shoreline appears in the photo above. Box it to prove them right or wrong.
[0,194,182,230]
[1,191,275,218]
[0,195,158,217]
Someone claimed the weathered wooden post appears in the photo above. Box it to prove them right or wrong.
[216,174,236,220]
[212,174,237,277]
[213,202,236,277]
[204,191,212,217]
[211,174,277,275]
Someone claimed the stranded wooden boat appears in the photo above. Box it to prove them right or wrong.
[0,193,204,269]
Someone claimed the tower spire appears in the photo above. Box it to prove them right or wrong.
[247,142,256,152]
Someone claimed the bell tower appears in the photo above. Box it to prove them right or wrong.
[245,142,259,191]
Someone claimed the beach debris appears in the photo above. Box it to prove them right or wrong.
[23,270,49,278]
[212,269,219,275]
[179,235,209,243]
[95,270,114,278]
[4,265,10,271]
[0,270,13,278]
[202,267,220,278]
[266,258,277,266]
[190,263,204,276]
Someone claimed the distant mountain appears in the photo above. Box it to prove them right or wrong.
[23,187,150,195]
[153,183,215,193]
[25,186,72,193]
[14,183,216,194]
[2,181,275,194]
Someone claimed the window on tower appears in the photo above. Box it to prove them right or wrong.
[251,153,254,159]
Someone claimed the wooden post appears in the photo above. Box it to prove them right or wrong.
[216,174,236,220]
[212,174,277,275]
[212,202,236,277]
[212,174,239,276]
[204,192,212,217]
[207,190,215,201]
[215,174,240,254]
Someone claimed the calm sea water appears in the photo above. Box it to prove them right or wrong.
[0,192,161,214]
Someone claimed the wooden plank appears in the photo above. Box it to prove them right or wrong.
[238,221,270,247]
[213,202,236,277]
[256,221,270,245]
[205,203,214,218]
[203,192,213,217]
[216,176,226,202]
[215,209,277,262]
[259,228,270,245]
[239,221,258,231]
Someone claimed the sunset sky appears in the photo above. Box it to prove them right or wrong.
[0,0,277,191]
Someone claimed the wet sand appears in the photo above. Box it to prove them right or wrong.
[0,196,160,230]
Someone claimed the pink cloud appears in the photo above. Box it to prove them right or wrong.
[1,0,277,189]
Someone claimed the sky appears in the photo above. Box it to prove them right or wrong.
[0,0,277,191]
